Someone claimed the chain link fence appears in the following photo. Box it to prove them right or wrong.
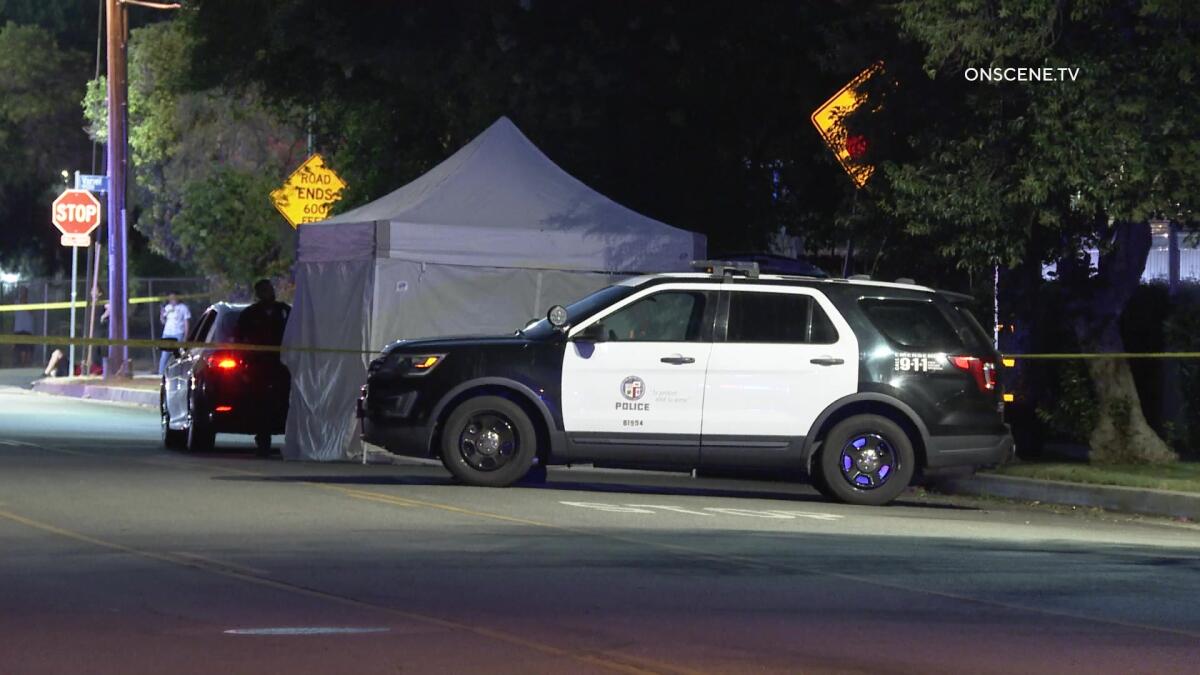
[0,277,216,374]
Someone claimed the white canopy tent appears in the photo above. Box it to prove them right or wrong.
[282,117,706,460]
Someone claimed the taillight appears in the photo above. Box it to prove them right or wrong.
[207,353,240,370]
[950,356,996,393]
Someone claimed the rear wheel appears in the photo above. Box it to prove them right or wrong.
[160,383,185,449]
[440,396,537,487]
[807,462,836,499]
[185,388,215,452]
[817,415,915,506]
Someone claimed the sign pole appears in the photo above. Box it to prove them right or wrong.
[69,245,78,376]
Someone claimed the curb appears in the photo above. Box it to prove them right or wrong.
[929,472,1199,521]
[32,378,159,407]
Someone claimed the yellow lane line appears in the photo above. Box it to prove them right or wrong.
[0,506,664,675]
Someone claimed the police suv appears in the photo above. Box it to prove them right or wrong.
[358,262,1013,506]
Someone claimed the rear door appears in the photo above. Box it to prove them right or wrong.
[700,286,857,466]
[561,284,719,465]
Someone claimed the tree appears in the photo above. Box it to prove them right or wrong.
[82,20,304,284]
[172,168,294,290]
[182,0,902,256]
[866,0,1199,462]
[0,21,91,274]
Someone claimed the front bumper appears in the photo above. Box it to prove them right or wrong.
[925,426,1015,468]
[358,384,434,458]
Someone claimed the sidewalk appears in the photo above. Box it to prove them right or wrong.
[928,471,1200,521]
[31,373,159,406]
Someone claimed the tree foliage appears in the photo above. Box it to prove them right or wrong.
[862,0,1199,462]
[182,0,901,256]
[82,20,304,281]
[172,168,294,290]
[0,21,90,274]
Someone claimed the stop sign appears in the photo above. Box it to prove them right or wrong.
[52,189,103,236]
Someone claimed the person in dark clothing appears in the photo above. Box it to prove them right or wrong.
[237,279,289,348]
[236,279,291,457]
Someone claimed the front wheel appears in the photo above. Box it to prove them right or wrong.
[440,396,537,487]
[817,414,915,506]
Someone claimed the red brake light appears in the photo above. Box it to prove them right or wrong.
[950,356,996,393]
[207,353,239,370]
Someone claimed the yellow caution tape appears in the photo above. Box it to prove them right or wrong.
[0,292,209,313]
[3,332,1199,360]
[0,333,380,356]
[1002,353,1200,360]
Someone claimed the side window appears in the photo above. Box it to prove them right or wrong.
[186,310,215,344]
[727,291,839,344]
[859,298,964,351]
[598,290,712,342]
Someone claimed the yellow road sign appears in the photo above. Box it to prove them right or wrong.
[270,153,347,228]
[810,62,882,189]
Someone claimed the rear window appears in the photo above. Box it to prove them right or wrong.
[210,310,242,343]
[953,304,996,352]
[859,298,964,351]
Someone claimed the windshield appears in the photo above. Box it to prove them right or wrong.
[519,283,640,339]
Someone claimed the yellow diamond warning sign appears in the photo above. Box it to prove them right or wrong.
[810,62,882,189]
[270,154,347,228]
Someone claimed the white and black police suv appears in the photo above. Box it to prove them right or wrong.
[358,261,1013,506]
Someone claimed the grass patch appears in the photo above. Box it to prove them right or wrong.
[989,462,1200,494]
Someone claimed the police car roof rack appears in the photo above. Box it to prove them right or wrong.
[692,260,760,279]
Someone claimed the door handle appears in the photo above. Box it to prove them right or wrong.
[810,357,845,366]
[660,355,696,365]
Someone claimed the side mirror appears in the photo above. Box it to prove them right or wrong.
[571,322,607,343]
[546,305,569,329]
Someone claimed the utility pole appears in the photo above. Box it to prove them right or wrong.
[104,0,128,378]
[103,0,180,379]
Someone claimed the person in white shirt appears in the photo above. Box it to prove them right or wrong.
[158,291,191,375]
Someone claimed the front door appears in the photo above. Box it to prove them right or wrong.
[700,287,858,467]
[166,309,214,426]
[561,285,718,465]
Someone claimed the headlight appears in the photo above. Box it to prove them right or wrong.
[386,353,446,376]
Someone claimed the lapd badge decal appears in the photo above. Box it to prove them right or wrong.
[617,376,650,412]
[621,376,645,401]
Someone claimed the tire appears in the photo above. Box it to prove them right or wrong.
[440,395,537,487]
[807,462,836,499]
[186,388,216,453]
[817,414,915,506]
[161,383,186,449]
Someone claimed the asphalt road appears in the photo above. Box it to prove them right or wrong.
[1,381,1198,674]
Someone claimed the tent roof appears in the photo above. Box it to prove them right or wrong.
[301,117,703,272]
[321,117,679,235]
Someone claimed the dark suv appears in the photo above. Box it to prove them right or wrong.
[161,302,290,455]
[358,262,1012,505]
